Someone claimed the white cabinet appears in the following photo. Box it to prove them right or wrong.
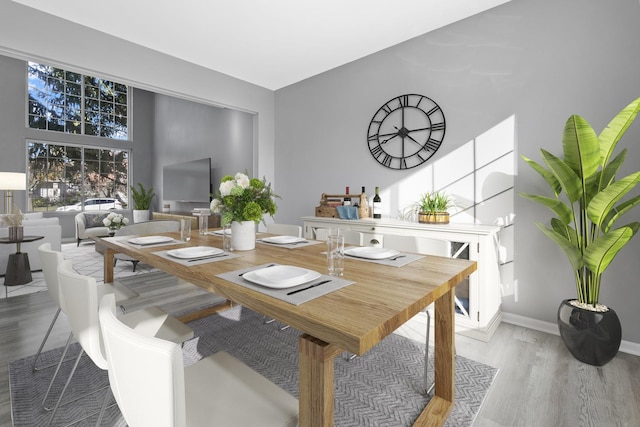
[302,216,502,341]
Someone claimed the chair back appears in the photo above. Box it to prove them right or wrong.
[99,293,186,427]
[315,228,364,246]
[57,259,108,369]
[37,243,65,309]
[383,234,451,257]
[266,223,302,238]
[115,220,180,236]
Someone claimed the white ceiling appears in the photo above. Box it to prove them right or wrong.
[12,0,510,90]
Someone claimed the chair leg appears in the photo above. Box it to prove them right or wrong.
[95,387,112,426]
[32,308,61,371]
[43,332,73,409]
[46,348,84,426]
[132,260,139,272]
[77,238,81,247]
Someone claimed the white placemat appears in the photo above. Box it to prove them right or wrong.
[344,252,424,267]
[153,249,242,266]
[217,263,355,305]
[256,238,323,249]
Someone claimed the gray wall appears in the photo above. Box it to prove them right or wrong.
[274,0,640,344]
[150,93,253,212]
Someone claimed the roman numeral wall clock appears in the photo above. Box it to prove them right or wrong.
[367,94,446,170]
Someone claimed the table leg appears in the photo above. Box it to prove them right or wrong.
[413,287,455,426]
[5,253,33,286]
[298,334,342,427]
[104,248,114,283]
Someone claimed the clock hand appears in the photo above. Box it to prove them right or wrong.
[380,133,399,144]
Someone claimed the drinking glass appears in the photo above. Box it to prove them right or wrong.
[222,223,233,251]
[326,234,344,276]
[180,218,191,242]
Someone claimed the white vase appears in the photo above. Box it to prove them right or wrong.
[133,210,150,223]
[231,220,256,251]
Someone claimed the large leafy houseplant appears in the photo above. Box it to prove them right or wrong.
[520,97,640,310]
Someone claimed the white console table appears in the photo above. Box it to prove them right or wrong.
[302,216,502,341]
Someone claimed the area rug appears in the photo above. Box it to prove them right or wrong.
[9,306,498,426]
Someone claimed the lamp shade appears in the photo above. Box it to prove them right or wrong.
[0,172,27,190]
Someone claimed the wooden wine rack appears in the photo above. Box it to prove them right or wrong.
[315,193,370,219]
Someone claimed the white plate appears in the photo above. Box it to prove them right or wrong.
[128,236,174,245]
[242,265,321,289]
[210,229,231,236]
[261,236,306,244]
[166,246,223,259]
[344,246,400,260]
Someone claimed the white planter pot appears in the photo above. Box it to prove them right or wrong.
[231,220,256,251]
[133,210,150,223]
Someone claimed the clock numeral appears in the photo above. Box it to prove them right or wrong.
[367,134,378,142]
[382,104,392,114]
[400,158,408,169]
[381,153,393,168]
[430,122,445,131]
[426,106,441,116]
[425,138,442,152]
[370,144,384,158]
[398,95,409,107]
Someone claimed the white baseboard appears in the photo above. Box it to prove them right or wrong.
[502,312,640,357]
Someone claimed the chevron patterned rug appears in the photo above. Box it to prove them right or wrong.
[10,305,497,426]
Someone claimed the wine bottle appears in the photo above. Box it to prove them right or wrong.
[343,186,351,206]
[373,186,382,219]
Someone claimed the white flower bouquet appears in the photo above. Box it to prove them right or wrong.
[103,212,129,231]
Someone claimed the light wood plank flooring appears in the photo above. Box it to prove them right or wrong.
[1,292,639,426]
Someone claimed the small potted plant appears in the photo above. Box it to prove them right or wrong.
[416,191,452,224]
[130,183,155,223]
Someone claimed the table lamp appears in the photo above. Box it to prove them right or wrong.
[0,172,26,214]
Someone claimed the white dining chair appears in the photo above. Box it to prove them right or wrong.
[266,223,302,238]
[34,243,139,373]
[44,259,194,426]
[382,234,453,395]
[314,228,364,246]
[98,293,299,427]
[113,219,180,271]
[32,243,67,372]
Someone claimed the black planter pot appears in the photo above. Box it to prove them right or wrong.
[557,299,622,366]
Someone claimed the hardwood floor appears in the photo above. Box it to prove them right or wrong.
[1,292,639,426]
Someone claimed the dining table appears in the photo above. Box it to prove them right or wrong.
[99,230,476,427]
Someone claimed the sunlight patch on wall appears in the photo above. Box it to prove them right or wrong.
[387,114,516,296]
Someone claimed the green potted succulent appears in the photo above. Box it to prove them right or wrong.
[520,97,640,366]
[130,183,156,223]
[416,191,452,224]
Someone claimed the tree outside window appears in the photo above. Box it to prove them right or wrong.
[28,142,129,212]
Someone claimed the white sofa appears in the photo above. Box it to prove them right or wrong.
[0,212,62,273]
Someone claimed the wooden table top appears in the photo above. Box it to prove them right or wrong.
[99,231,476,356]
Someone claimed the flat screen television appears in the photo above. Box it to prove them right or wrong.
[162,158,211,202]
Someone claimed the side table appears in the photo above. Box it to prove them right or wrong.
[1,235,45,296]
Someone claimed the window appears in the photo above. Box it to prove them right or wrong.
[27,62,129,139]
[27,141,129,212]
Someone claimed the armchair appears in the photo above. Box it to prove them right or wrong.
[74,213,110,246]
